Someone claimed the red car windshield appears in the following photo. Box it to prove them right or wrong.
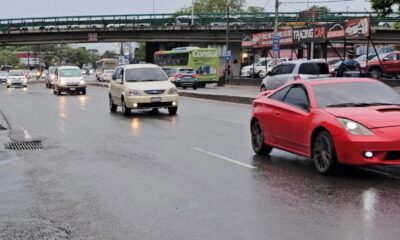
[313,82,400,108]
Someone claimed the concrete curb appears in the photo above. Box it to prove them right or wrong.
[87,82,255,105]
[0,109,10,151]
[178,92,254,105]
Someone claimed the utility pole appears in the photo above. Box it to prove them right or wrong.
[191,0,195,25]
[309,0,314,59]
[152,0,155,14]
[273,0,279,60]
[226,2,230,53]
[224,1,231,85]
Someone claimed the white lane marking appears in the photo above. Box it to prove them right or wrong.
[359,167,400,180]
[23,129,32,140]
[210,117,245,125]
[193,147,256,169]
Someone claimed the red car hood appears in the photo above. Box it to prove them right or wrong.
[323,106,400,128]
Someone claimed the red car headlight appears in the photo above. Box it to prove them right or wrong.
[337,118,374,135]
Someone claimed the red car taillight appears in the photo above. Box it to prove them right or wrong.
[294,75,301,81]
[192,74,198,78]
[174,73,183,78]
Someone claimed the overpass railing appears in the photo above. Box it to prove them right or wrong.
[0,12,398,33]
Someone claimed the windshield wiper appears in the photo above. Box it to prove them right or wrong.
[326,102,400,108]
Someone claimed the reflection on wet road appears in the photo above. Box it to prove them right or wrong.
[0,83,399,240]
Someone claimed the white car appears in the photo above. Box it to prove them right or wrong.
[100,69,114,82]
[53,66,86,95]
[378,22,395,28]
[6,70,28,88]
[108,64,179,115]
[260,59,330,91]
[241,58,288,78]
[210,16,244,27]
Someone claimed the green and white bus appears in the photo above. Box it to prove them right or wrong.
[154,47,220,87]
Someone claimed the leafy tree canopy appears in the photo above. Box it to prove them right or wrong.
[370,0,400,15]
[0,50,20,67]
[177,0,246,14]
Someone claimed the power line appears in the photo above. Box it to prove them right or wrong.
[263,0,273,9]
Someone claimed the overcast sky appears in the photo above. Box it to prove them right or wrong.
[1,0,372,18]
[1,0,373,53]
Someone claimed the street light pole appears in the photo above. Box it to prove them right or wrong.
[152,0,155,14]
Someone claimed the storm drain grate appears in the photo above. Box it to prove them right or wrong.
[5,140,43,150]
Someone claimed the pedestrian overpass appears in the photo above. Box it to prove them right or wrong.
[0,11,399,45]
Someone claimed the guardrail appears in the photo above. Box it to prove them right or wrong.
[0,12,398,33]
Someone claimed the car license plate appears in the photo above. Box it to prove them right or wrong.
[151,97,161,102]
[70,88,76,91]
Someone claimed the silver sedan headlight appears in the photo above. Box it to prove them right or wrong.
[168,88,178,94]
[128,90,141,96]
[79,80,86,85]
[60,79,67,86]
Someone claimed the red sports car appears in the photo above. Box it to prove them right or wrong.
[251,78,400,174]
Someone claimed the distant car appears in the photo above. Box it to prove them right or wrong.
[165,67,198,90]
[260,60,330,91]
[251,78,400,174]
[46,66,58,88]
[378,22,395,28]
[53,66,86,95]
[29,70,36,79]
[108,64,179,115]
[362,51,400,78]
[0,71,8,83]
[166,15,199,26]
[6,70,27,88]
[327,57,342,75]
[242,58,288,78]
[210,16,244,28]
[355,53,377,64]
[331,60,343,77]
[100,69,115,82]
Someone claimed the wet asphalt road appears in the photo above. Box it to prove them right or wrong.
[1,82,400,240]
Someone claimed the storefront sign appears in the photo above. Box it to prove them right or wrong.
[292,26,326,43]
[241,35,253,47]
[327,23,345,39]
[250,30,292,48]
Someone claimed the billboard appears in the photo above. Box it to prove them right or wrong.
[345,17,370,39]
